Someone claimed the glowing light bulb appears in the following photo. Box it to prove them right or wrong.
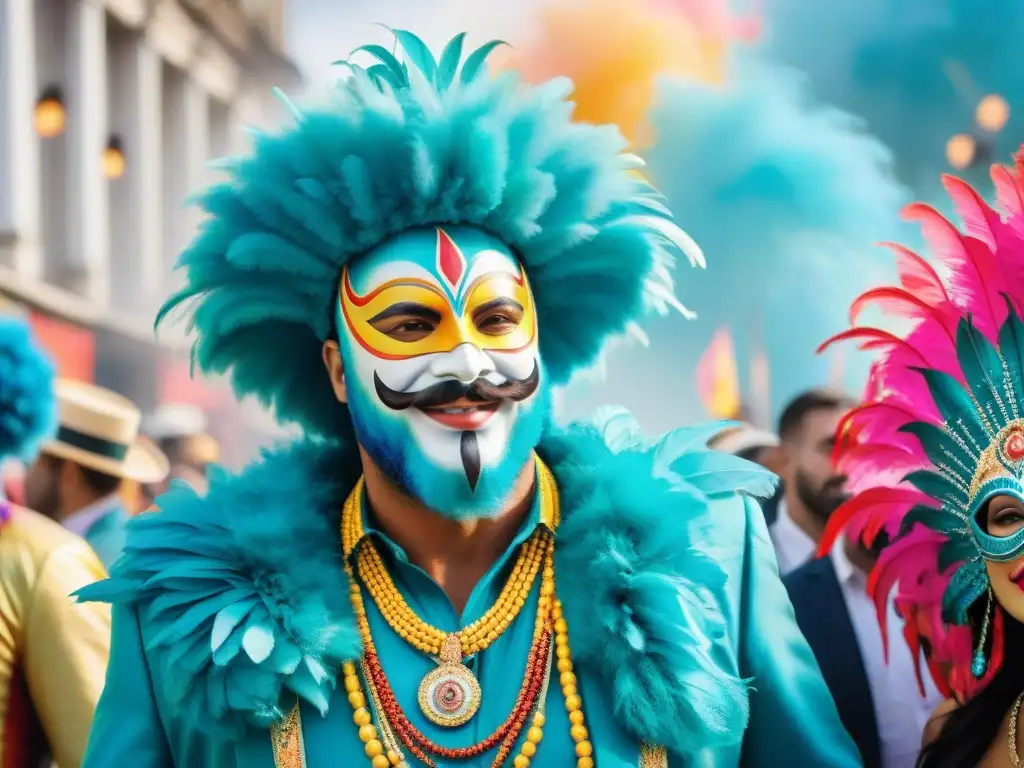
[946,134,976,170]
[34,87,66,139]
[976,94,1010,133]
[102,136,126,180]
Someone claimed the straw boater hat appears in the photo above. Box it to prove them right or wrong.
[41,379,169,484]
[710,424,781,456]
[145,403,221,467]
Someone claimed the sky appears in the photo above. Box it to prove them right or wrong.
[286,0,545,94]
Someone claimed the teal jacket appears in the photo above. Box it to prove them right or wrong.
[79,424,862,767]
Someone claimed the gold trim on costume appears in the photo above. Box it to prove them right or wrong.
[640,743,669,767]
[967,421,1024,502]
[269,693,670,766]
[270,700,305,768]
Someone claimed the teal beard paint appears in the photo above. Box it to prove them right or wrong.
[339,338,551,520]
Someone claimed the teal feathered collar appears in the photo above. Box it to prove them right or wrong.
[79,417,775,755]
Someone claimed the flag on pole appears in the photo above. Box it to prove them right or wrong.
[828,345,847,391]
[696,326,741,419]
[749,346,771,429]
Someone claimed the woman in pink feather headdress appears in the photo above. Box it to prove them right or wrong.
[819,146,1024,767]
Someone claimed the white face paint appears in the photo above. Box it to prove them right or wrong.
[337,225,546,517]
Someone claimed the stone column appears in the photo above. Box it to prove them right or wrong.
[160,70,207,291]
[0,0,42,278]
[65,0,109,304]
[181,78,209,243]
[109,30,162,314]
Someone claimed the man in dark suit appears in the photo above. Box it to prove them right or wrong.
[784,535,943,768]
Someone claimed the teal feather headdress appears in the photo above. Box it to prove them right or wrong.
[819,150,1024,700]
[157,29,701,438]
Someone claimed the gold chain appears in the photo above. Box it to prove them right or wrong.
[1010,691,1023,767]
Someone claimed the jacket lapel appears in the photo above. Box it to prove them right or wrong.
[791,558,881,768]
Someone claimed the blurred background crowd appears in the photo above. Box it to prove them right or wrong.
[1,0,1021,765]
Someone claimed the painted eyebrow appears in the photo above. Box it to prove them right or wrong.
[368,302,442,324]
[472,298,524,320]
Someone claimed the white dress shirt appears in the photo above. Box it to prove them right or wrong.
[832,542,944,768]
[769,498,817,576]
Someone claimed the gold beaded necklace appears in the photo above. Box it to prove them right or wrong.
[339,461,598,767]
[1009,690,1023,766]
[342,459,558,727]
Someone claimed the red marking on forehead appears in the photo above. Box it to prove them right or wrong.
[436,228,466,291]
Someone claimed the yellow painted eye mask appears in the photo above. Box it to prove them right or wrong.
[339,229,538,361]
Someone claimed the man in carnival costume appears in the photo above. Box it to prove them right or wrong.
[0,318,111,768]
[80,31,858,767]
[818,148,1024,767]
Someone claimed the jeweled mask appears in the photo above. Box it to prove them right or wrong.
[336,225,549,519]
[902,317,1024,618]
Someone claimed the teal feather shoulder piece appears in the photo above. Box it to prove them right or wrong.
[547,409,774,751]
[77,441,363,739]
[80,417,768,751]
[158,29,701,440]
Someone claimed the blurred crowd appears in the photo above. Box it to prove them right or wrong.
[711,391,945,768]
[0,313,945,768]
[4,399,219,528]
[0,326,226,767]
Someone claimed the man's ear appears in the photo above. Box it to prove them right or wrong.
[322,341,348,404]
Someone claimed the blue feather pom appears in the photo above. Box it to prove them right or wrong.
[0,318,56,462]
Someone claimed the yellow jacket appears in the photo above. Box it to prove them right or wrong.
[0,506,111,768]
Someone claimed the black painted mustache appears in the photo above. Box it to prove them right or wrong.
[373,361,540,411]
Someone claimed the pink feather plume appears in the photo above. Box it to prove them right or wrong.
[820,147,1024,701]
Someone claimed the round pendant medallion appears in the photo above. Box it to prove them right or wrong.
[1006,430,1024,461]
[418,663,481,727]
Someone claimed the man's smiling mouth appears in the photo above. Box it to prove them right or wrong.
[418,401,500,430]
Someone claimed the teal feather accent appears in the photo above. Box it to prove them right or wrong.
[668,451,779,501]
[590,405,652,453]
[78,424,752,751]
[956,320,1012,428]
[650,421,741,465]
[347,45,405,83]
[158,29,698,440]
[390,29,438,85]
[903,470,967,509]
[900,422,976,483]
[915,367,990,450]
[901,505,962,542]
[460,40,508,85]
[943,558,989,624]
[436,32,465,90]
[937,537,977,575]
[590,408,776,499]
[997,296,1024,411]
